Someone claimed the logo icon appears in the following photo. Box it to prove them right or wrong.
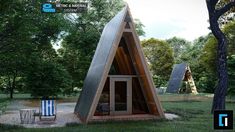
[42,3,56,13]
[214,110,233,130]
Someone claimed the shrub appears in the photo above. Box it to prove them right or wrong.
[26,61,72,97]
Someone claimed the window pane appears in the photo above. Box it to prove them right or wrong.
[115,81,127,111]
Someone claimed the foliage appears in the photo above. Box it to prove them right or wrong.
[0,0,146,97]
[198,35,217,92]
[141,38,174,87]
[200,21,235,94]
[206,0,235,112]
[26,60,72,97]
[224,21,235,55]
[180,36,209,63]
[152,75,167,88]
[227,55,235,96]
[216,0,235,26]
[0,0,69,98]
[172,37,206,93]
[59,0,125,88]
[134,19,146,36]
[2,0,233,101]
[166,37,191,63]
[173,21,234,94]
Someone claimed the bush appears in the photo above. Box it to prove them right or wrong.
[26,61,72,97]
[228,55,235,96]
[153,75,168,87]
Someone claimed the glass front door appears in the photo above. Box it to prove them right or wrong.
[110,77,132,115]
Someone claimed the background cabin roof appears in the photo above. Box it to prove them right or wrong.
[166,63,187,93]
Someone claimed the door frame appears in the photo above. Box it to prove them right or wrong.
[110,77,132,115]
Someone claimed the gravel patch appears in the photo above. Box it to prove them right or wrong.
[165,113,179,120]
[0,101,80,128]
[1,100,179,128]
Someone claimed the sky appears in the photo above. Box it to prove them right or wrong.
[124,0,211,41]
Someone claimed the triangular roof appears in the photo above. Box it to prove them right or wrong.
[74,5,165,123]
[166,63,197,94]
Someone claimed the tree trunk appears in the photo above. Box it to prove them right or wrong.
[211,35,228,112]
[7,76,13,99]
[10,75,16,99]
[10,87,13,99]
[205,0,234,113]
[208,16,228,113]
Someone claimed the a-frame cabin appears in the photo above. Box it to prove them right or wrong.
[166,63,198,94]
[74,6,165,123]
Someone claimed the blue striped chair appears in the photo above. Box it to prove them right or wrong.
[39,99,56,121]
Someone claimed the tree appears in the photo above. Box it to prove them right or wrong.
[59,0,125,88]
[227,55,235,97]
[0,48,29,98]
[0,0,69,98]
[206,0,235,112]
[181,36,209,61]
[179,35,210,92]
[134,19,146,36]
[166,37,191,63]
[200,21,235,94]
[225,21,235,97]
[26,60,72,97]
[141,38,174,87]
[216,0,235,25]
[60,28,100,88]
[198,35,217,92]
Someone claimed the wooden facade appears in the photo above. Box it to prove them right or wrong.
[74,6,165,123]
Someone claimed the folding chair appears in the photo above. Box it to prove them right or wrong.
[39,99,56,121]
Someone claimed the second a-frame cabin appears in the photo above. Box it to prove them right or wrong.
[166,63,198,94]
[74,6,165,123]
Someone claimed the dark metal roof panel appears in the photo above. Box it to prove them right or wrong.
[74,7,127,120]
[166,63,187,93]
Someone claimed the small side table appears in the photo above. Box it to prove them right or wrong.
[19,109,36,124]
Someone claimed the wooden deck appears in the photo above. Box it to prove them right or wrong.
[91,114,160,122]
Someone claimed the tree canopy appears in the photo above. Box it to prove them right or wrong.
[0,0,234,103]
[166,37,191,63]
[200,21,235,94]
[141,38,174,87]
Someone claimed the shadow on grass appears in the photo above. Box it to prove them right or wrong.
[164,100,202,103]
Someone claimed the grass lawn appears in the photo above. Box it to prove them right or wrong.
[0,94,234,132]
[0,98,9,115]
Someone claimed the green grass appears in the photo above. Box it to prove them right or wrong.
[0,98,9,115]
[0,93,79,101]
[0,94,235,132]
[0,94,31,99]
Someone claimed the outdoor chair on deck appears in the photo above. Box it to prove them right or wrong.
[39,99,56,121]
[96,103,109,115]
